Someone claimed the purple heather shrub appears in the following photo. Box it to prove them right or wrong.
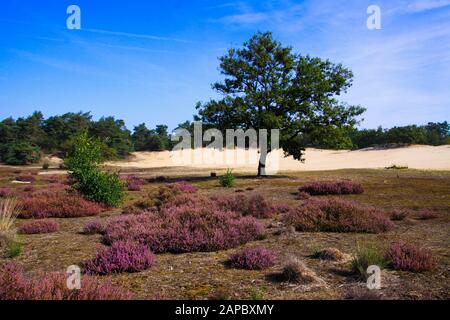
[385,242,435,272]
[212,194,275,219]
[0,263,132,300]
[21,186,35,193]
[390,209,409,221]
[227,247,277,270]
[19,190,104,219]
[15,175,36,183]
[284,198,395,234]
[121,175,145,191]
[103,204,264,253]
[169,181,197,193]
[0,187,14,198]
[298,180,364,196]
[19,220,60,234]
[271,203,292,214]
[417,210,438,220]
[83,220,105,235]
[84,240,155,275]
[297,191,311,200]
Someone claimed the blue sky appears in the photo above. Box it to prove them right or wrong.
[0,0,449,130]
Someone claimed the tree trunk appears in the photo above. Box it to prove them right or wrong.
[258,152,268,176]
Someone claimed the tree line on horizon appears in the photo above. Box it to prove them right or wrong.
[0,110,448,165]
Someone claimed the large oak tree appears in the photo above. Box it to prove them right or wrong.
[196,32,365,175]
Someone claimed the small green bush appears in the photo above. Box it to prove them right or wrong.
[65,132,124,207]
[219,169,235,188]
[6,240,22,258]
[42,162,50,170]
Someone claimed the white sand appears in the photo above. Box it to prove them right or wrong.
[107,145,450,172]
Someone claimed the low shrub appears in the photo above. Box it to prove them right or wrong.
[297,191,311,200]
[351,243,388,279]
[271,203,292,214]
[19,220,59,234]
[390,209,409,221]
[6,240,22,258]
[42,162,50,170]
[104,204,264,254]
[385,242,435,272]
[121,175,145,192]
[313,247,347,261]
[0,263,132,300]
[281,258,320,284]
[0,188,14,198]
[65,132,125,207]
[15,175,36,183]
[227,247,277,270]
[298,180,364,196]
[213,194,275,219]
[83,220,105,235]
[170,181,197,193]
[84,241,155,275]
[219,169,235,188]
[22,186,35,193]
[416,210,438,220]
[19,190,104,219]
[284,198,394,234]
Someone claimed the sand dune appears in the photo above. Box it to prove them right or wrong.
[107,145,450,172]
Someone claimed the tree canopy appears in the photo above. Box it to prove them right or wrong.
[195,32,365,175]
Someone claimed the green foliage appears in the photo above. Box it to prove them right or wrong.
[195,32,365,174]
[351,243,388,279]
[0,141,41,165]
[219,169,235,188]
[42,162,50,170]
[350,122,450,149]
[6,240,22,258]
[65,132,124,207]
[89,117,133,157]
[132,123,171,151]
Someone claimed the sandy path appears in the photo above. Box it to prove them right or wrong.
[107,145,450,172]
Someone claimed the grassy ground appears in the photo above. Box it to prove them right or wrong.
[1,167,449,300]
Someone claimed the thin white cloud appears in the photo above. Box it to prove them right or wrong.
[406,0,450,12]
[81,28,193,43]
[215,12,268,25]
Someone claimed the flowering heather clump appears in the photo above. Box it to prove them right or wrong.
[213,194,275,219]
[121,175,145,191]
[84,241,155,275]
[390,209,409,221]
[19,190,104,219]
[298,180,364,196]
[298,191,311,200]
[83,220,105,235]
[271,203,292,214]
[385,242,435,272]
[284,198,394,234]
[19,220,59,234]
[103,204,264,253]
[416,210,438,220]
[169,181,197,193]
[0,263,132,300]
[14,175,36,183]
[21,186,35,193]
[0,188,14,198]
[227,247,277,270]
